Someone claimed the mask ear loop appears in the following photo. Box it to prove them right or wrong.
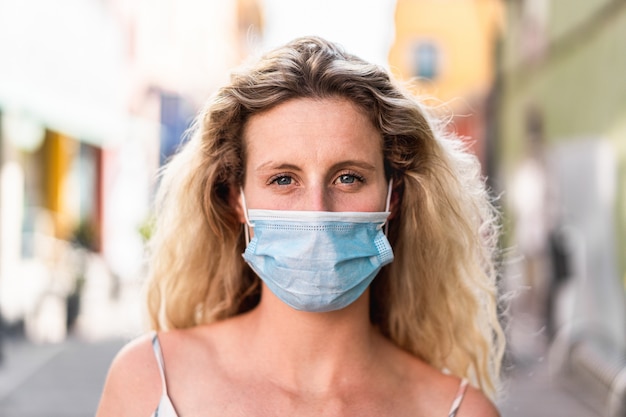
[240,188,254,244]
[383,178,393,235]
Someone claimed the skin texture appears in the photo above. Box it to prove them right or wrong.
[96,98,500,417]
[241,97,388,214]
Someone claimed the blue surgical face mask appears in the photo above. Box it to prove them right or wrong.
[240,183,394,313]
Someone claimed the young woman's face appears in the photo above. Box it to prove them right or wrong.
[241,97,388,213]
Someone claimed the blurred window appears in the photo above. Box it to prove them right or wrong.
[412,41,438,79]
[159,92,195,166]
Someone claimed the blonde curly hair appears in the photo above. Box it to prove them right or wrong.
[146,36,505,397]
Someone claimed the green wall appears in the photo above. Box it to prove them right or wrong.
[498,0,626,282]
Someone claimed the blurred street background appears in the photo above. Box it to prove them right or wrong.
[0,0,625,416]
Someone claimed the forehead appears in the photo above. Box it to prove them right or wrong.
[242,97,382,158]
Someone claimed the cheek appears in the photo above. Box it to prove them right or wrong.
[240,184,288,211]
[334,187,389,212]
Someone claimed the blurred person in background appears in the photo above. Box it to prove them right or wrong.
[96,36,505,417]
[509,106,563,359]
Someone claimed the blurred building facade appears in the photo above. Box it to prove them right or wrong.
[495,0,626,415]
[0,0,133,342]
[0,0,260,341]
[388,0,504,167]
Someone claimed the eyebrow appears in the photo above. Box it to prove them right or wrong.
[255,162,301,172]
[254,160,378,172]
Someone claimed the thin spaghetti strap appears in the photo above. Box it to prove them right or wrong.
[152,333,168,397]
[447,378,469,417]
[150,333,180,416]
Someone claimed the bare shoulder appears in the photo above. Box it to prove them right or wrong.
[95,325,229,417]
[95,333,162,417]
[457,384,500,417]
[377,339,498,416]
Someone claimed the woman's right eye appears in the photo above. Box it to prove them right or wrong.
[270,175,293,186]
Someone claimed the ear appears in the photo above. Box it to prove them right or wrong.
[229,185,246,224]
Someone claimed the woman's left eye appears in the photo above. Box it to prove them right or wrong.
[335,173,364,184]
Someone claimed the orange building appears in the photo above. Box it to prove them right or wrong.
[389,0,504,166]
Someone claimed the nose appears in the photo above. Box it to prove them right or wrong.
[302,185,330,211]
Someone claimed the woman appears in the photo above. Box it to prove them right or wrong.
[97,36,505,416]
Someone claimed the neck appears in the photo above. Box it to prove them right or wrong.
[241,285,380,394]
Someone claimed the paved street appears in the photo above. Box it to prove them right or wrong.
[497,353,597,416]
[0,335,124,417]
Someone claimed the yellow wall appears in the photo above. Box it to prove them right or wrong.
[43,131,78,239]
[389,0,504,104]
